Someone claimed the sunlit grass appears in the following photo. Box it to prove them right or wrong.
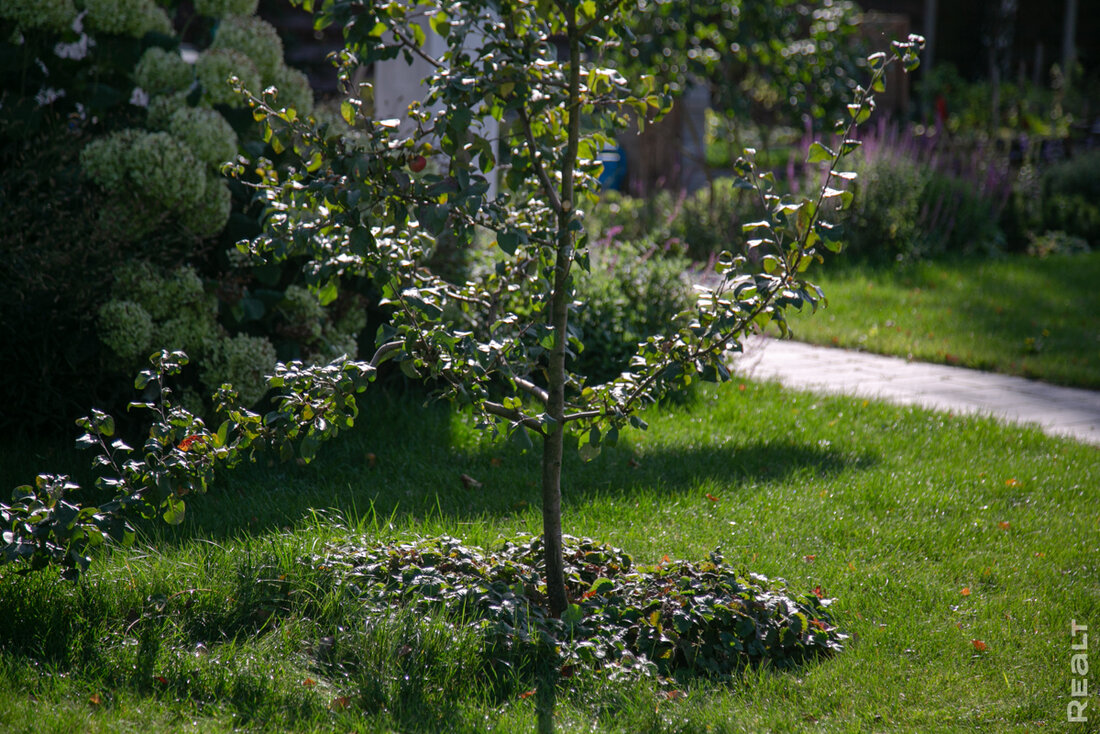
[0,382,1096,732]
[779,252,1100,388]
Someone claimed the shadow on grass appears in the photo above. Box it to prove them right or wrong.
[142,391,876,546]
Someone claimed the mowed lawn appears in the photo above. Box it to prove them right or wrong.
[780,252,1100,389]
[0,380,1096,733]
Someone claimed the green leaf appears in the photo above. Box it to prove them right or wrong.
[498,231,519,256]
[562,603,584,625]
[578,441,601,462]
[588,577,615,596]
[162,495,185,526]
[316,280,339,306]
[807,142,834,164]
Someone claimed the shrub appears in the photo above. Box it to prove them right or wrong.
[0,0,331,434]
[572,241,694,385]
[318,535,846,678]
[1026,230,1091,258]
[842,151,1006,261]
[842,154,925,260]
[0,129,206,435]
[1040,150,1100,246]
[669,179,763,263]
[917,168,1005,257]
[585,189,679,246]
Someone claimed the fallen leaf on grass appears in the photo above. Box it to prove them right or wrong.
[660,690,687,701]
[812,586,824,598]
[302,678,317,687]
[460,473,483,490]
[960,587,971,596]
[89,693,102,706]
[519,689,537,700]
[705,493,719,503]
[1005,478,1021,487]
[972,639,988,652]
[330,696,350,710]
[998,521,1011,530]
[803,555,816,563]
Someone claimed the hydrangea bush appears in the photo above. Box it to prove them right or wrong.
[0,0,342,427]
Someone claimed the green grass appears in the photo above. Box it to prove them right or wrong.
[778,252,1100,388]
[0,383,1097,732]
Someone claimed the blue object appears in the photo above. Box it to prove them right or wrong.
[597,145,626,191]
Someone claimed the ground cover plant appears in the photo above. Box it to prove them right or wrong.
[0,383,1095,732]
[776,252,1100,389]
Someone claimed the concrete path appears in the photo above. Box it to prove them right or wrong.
[731,336,1100,446]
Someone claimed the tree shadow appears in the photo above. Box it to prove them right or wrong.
[143,390,876,547]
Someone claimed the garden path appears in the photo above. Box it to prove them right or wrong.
[731,336,1100,446]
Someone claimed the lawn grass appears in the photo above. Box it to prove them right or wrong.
[0,383,1097,732]
[778,252,1100,389]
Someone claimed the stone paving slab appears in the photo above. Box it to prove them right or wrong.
[731,336,1100,446]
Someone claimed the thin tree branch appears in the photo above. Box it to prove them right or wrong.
[514,376,549,404]
[517,107,563,214]
[483,401,546,433]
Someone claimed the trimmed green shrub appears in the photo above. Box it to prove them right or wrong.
[842,153,1006,261]
[1040,150,1100,246]
[669,178,768,263]
[572,240,694,385]
[0,0,335,434]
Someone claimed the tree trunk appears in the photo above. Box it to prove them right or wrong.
[540,6,582,619]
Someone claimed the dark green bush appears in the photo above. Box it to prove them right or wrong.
[0,127,210,436]
[842,154,1006,261]
[1040,150,1100,246]
[917,168,1005,257]
[585,189,680,246]
[585,180,763,264]
[571,240,693,385]
[842,154,925,260]
[668,178,762,262]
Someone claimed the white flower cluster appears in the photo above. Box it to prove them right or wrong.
[97,299,155,361]
[134,47,194,95]
[81,128,233,237]
[180,178,232,238]
[79,129,144,191]
[145,90,190,128]
[167,106,238,170]
[195,48,260,107]
[210,15,283,84]
[202,333,277,406]
[101,264,221,364]
[281,285,326,341]
[128,131,206,211]
[193,0,259,19]
[84,0,172,38]
[0,0,78,33]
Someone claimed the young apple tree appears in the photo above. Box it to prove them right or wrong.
[0,0,922,611]
[238,0,922,615]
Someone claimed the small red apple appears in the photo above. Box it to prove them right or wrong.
[409,155,427,172]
